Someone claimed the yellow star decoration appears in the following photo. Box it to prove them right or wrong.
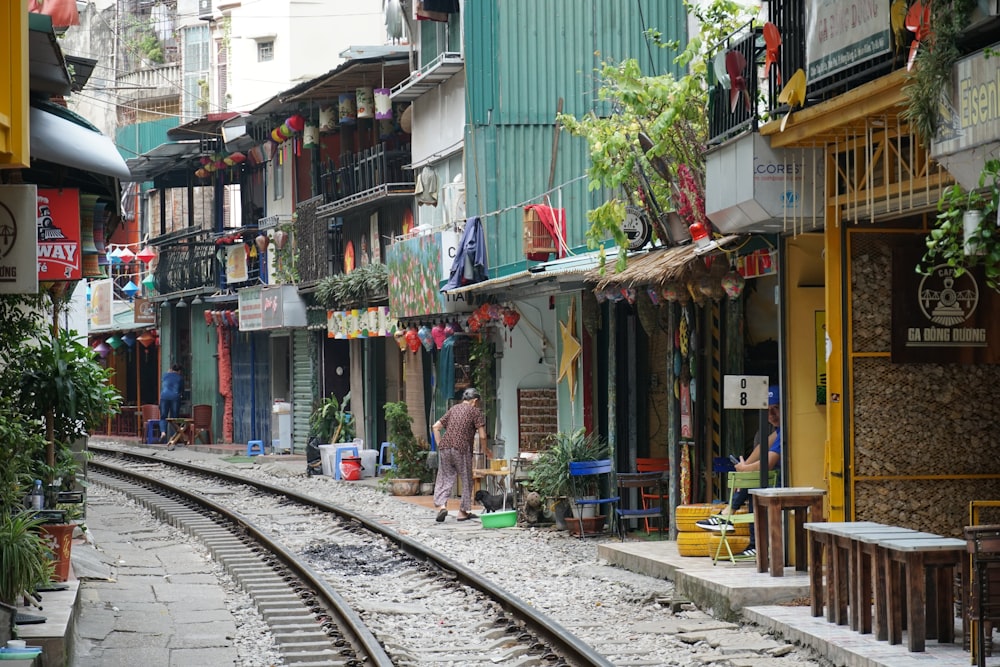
[558,299,582,401]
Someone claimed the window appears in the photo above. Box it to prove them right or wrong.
[257,40,274,62]
[182,25,210,119]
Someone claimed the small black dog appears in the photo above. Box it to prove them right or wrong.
[474,489,514,513]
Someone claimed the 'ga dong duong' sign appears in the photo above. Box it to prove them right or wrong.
[805,0,890,82]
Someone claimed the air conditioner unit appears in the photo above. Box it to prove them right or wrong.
[198,0,212,20]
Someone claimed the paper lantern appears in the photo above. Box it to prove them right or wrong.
[137,332,156,348]
[286,114,306,133]
[417,325,434,352]
[431,323,447,349]
[319,105,337,132]
[122,332,136,348]
[405,327,421,353]
[123,280,139,299]
[273,230,288,250]
[721,270,746,298]
[203,310,214,326]
[338,93,357,124]
[109,247,124,264]
[118,246,135,263]
[94,341,111,358]
[374,88,392,119]
[443,322,455,339]
[106,335,123,350]
[255,234,269,253]
[303,123,319,149]
[141,273,156,292]
[393,329,407,352]
[647,287,661,305]
[356,88,374,118]
[137,246,156,264]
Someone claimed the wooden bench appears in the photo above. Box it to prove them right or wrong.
[805,521,886,623]
[749,487,826,577]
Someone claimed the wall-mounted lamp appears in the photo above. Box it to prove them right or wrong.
[175,298,188,309]
[191,294,204,305]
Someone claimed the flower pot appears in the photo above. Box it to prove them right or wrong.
[570,496,598,519]
[420,482,434,495]
[388,478,421,496]
[39,523,74,582]
[567,515,606,536]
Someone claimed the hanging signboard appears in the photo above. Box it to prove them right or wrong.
[89,278,113,329]
[36,188,81,281]
[238,284,306,331]
[0,185,39,294]
[326,306,396,339]
[225,244,248,283]
[805,0,890,82]
[133,297,156,324]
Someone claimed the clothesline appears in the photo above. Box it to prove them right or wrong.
[474,173,590,223]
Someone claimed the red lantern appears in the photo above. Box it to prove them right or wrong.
[136,246,157,264]
[405,327,421,353]
[286,114,306,133]
[137,331,156,348]
[203,310,214,326]
[502,307,520,330]
[393,329,407,352]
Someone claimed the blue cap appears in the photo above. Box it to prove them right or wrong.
[768,385,780,406]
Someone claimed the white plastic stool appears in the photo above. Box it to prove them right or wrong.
[332,444,359,480]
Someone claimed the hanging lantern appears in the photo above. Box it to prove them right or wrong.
[118,246,135,263]
[721,270,746,298]
[374,88,392,119]
[405,326,421,353]
[443,322,455,339]
[319,105,337,132]
[502,307,520,330]
[122,332,136,348]
[356,88,375,118]
[431,323,447,349]
[109,247,124,264]
[286,114,306,133]
[94,341,111,358]
[393,328,407,352]
[123,280,140,299]
[417,325,434,352]
[622,287,637,304]
[302,123,319,149]
[647,287,661,305]
[255,234,269,253]
[106,335,123,350]
[137,246,157,264]
[338,93,357,124]
[228,152,246,164]
[273,230,289,250]
[137,331,156,348]
[203,310,214,326]
[141,273,156,292]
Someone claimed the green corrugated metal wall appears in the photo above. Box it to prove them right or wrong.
[292,330,316,451]
[189,305,220,438]
[115,118,180,159]
[464,0,687,274]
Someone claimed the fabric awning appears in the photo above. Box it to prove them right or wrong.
[29,104,130,180]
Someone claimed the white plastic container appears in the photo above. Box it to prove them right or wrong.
[358,449,377,479]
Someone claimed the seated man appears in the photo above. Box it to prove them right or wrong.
[696,385,781,558]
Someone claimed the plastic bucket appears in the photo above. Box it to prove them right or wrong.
[340,456,362,481]
[40,523,74,581]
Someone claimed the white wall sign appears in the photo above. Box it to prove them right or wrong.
[0,185,39,294]
[805,0,890,81]
[723,375,769,410]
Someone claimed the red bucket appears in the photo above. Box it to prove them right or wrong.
[340,456,362,481]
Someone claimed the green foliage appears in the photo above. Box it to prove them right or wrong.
[0,398,48,516]
[557,0,756,267]
[902,0,977,145]
[527,429,610,503]
[309,392,355,443]
[469,336,495,429]
[315,262,388,309]
[381,401,433,483]
[0,512,54,606]
[920,160,1000,290]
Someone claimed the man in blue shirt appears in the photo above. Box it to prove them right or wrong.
[696,385,782,557]
[159,364,184,441]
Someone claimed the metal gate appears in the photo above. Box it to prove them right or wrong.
[230,329,272,445]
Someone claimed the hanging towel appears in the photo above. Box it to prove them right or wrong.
[414,167,439,206]
[442,217,488,291]
[523,204,566,261]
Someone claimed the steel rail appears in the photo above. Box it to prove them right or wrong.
[90,445,614,667]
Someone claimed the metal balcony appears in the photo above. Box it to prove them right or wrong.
[316,142,414,218]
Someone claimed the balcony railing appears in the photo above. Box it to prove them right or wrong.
[152,229,226,294]
[318,143,414,216]
[116,62,182,105]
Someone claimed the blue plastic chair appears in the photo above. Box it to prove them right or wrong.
[567,459,619,537]
[377,442,396,475]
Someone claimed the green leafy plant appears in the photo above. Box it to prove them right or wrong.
[381,401,433,483]
[309,392,355,444]
[527,429,610,503]
[315,262,388,309]
[0,512,54,606]
[469,336,495,432]
[920,159,1000,289]
[0,398,48,516]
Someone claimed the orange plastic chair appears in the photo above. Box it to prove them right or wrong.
[191,404,213,444]
[636,457,669,534]
[140,404,161,443]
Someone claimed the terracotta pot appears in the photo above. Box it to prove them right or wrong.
[566,515,606,536]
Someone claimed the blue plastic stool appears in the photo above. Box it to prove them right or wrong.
[247,440,265,456]
[333,444,359,480]
[377,442,396,476]
[144,420,162,444]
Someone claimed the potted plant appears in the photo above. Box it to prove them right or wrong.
[380,401,433,495]
[527,429,609,526]
[309,391,355,444]
[920,159,1000,290]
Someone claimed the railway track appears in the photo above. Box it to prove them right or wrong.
[89,445,613,667]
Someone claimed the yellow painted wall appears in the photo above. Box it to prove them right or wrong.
[0,4,29,168]
[784,234,828,491]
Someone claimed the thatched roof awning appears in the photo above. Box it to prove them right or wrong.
[588,236,741,289]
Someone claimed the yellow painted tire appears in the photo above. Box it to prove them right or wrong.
[675,503,727,532]
[677,531,712,557]
[708,534,751,557]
